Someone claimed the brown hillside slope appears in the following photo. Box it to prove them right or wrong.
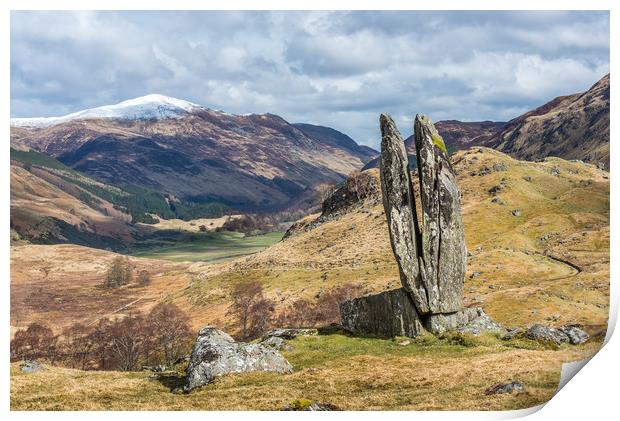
[10,148,609,411]
[10,244,190,334]
[11,110,375,211]
[177,148,609,333]
[10,164,135,247]
[11,148,609,336]
[484,74,610,170]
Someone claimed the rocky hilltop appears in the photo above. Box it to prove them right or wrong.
[483,73,610,170]
[11,95,377,212]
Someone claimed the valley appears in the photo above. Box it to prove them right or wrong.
[10,146,610,410]
[9,76,610,411]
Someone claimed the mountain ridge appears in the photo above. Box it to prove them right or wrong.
[11,99,376,213]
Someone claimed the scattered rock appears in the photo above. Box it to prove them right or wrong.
[488,284,497,289]
[261,336,294,352]
[524,324,569,345]
[550,167,561,176]
[485,381,525,395]
[184,327,293,392]
[488,185,503,195]
[284,399,342,411]
[470,272,481,278]
[457,309,504,335]
[560,325,590,344]
[492,162,508,172]
[262,328,318,341]
[523,175,533,182]
[491,197,505,205]
[398,339,411,346]
[511,209,522,217]
[502,327,522,340]
[20,360,42,373]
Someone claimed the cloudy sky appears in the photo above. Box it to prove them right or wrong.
[11,11,609,149]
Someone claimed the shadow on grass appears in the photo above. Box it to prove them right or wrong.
[154,372,186,392]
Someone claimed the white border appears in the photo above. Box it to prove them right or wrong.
[2,1,616,420]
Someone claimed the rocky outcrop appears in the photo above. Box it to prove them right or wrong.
[378,114,466,315]
[337,114,516,340]
[340,113,480,339]
[340,288,425,338]
[184,327,293,392]
[20,360,42,373]
[262,328,318,340]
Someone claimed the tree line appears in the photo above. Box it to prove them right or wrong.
[10,303,193,372]
[227,280,365,341]
[12,275,365,369]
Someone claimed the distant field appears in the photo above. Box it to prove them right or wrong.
[128,231,284,263]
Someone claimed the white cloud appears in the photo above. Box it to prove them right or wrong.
[10,10,609,149]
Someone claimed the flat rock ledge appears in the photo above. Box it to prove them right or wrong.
[262,328,318,340]
[340,288,502,338]
[183,327,293,392]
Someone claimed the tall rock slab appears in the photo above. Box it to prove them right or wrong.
[340,112,468,338]
[414,114,466,313]
[379,114,430,314]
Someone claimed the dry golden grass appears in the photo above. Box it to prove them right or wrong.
[179,148,609,334]
[10,148,609,410]
[10,244,192,333]
[10,333,602,410]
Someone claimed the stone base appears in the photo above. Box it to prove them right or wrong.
[340,288,424,338]
[340,288,504,338]
[423,307,504,335]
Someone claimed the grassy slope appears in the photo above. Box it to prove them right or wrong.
[11,333,601,410]
[10,148,610,410]
[173,148,609,332]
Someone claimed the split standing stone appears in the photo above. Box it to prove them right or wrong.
[379,114,430,314]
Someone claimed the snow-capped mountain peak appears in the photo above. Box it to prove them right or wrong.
[11,94,204,128]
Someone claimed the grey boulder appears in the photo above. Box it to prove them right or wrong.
[423,307,503,335]
[20,360,42,373]
[560,325,590,344]
[485,380,525,395]
[184,327,293,392]
[261,336,294,352]
[524,324,570,345]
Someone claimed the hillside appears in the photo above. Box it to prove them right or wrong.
[10,148,609,410]
[362,120,505,169]
[175,148,609,333]
[11,151,136,249]
[483,74,610,170]
[12,148,608,336]
[11,95,376,212]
